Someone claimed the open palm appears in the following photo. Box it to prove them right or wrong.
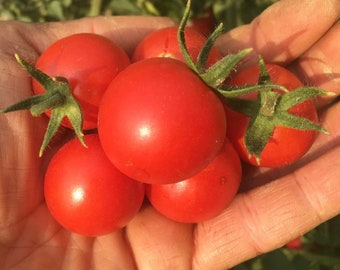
[0,0,339,269]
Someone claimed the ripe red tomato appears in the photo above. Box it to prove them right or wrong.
[225,64,319,167]
[98,57,226,184]
[132,26,221,67]
[44,134,145,236]
[33,33,130,130]
[146,139,242,223]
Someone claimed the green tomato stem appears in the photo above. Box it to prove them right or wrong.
[0,54,86,156]
[178,0,254,89]
[178,0,199,74]
[196,22,224,73]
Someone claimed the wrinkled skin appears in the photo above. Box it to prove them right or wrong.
[0,0,339,269]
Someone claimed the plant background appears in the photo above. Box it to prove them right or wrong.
[1,0,339,269]
[0,0,277,31]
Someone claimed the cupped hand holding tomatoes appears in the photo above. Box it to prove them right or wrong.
[44,133,145,236]
[98,57,226,184]
[146,138,242,223]
[1,2,340,269]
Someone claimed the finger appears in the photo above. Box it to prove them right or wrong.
[215,0,340,66]
[32,231,135,269]
[126,205,193,270]
[12,16,175,58]
[289,20,340,99]
[91,231,136,269]
[193,144,340,269]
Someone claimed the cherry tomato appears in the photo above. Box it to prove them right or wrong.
[132,26,221,67]
[225,64,319,167]
[44,134,145,236]
[146,139,242,223]
[33,33,130,130]
[98,57,226,184]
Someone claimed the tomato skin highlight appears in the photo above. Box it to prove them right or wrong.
[132,26,221,67]
[44,134,145,237]
[98,57,226,184]
[33,33,130,130]
[146,139,242,223]
[225,64,319,167]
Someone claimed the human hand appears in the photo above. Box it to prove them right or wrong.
[0,0,339,269]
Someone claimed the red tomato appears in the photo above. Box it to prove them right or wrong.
[98,57,226,184]
[225,64,319,167]
[132,26,221,67]
[33,33,130,130]
[146,139,242,223]
[285,236,304,250]
[44,134,145,236]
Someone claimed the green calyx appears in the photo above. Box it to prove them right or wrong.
[225,57,333,164]
[178,1,334,165]
[178,0,254,89]
[0,54,85,156]
[178,0,289,96]
[177,0,334,164]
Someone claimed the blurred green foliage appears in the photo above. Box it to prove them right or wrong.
[0,0,278,30]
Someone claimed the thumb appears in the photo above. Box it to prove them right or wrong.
[216,0,340,66]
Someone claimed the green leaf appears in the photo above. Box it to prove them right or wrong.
[291,254,311,270]
[107,0,146,15]
[231,263,251,270]
[150,0,185,19]
[262,249,296,270]
[47,1,65,20]
[306,215,340,248]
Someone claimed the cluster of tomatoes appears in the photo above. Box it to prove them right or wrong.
[40,28,244,237]
[2,7,330,236]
